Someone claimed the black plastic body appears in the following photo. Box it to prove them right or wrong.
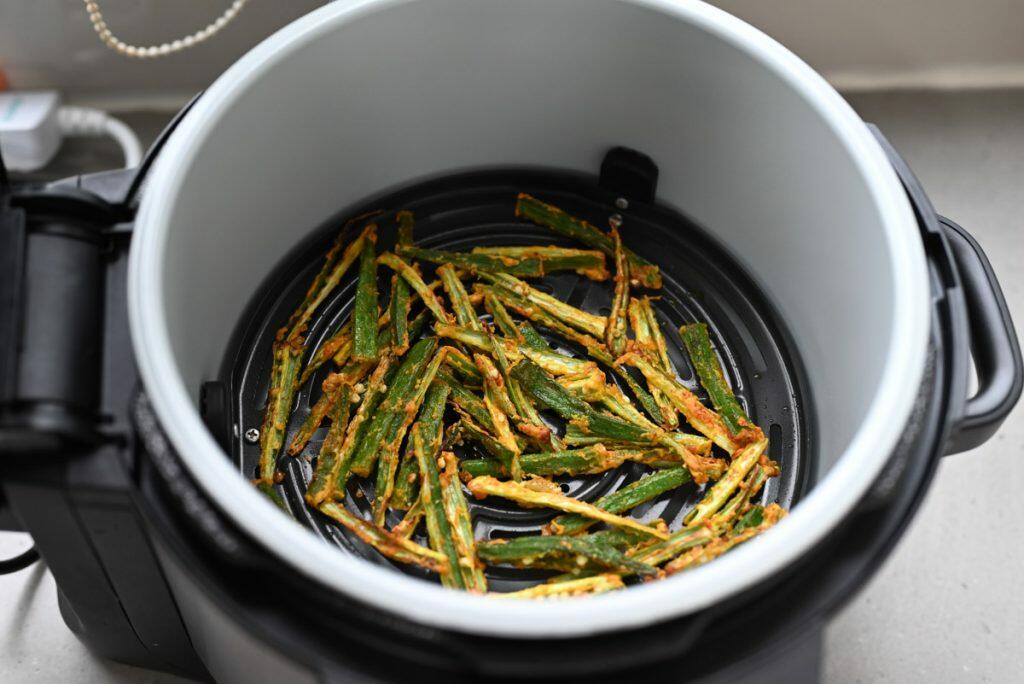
[0,124,1017,683]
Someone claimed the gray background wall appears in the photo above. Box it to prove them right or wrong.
[2,1,1024,102]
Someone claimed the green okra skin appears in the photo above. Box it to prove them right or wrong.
[284,220,376,341]
[629,523,720,568]
[440,369,495,431]
[605,227,630,358]
[713,464,770,526]
[396,209,415,246]
[385,376,448,516]
[456,414,519,464]
[562,423,713,456]
[444,346,484,385]
[396,244,609,281]
[435,322,594,377]
[628,297,679,429]
[286,373,346,456]
[304,385,356,506]
[389,274,411,355]
[392,498,424,539]
[471,245,609,281]
[467,476,669,540]
[378,252,452,324]
[664,504,786,575]
[494,574,625,599]
[349,338,439,479]
[679,322,751,436]
[413,424,467,589]
[548,467,693,536]
[440,452,488,592]
[478,272,607,337]
[299,319,352,387]
[257,337,304,484]
[352,226,380,361]
[477,534,656,576]
[459,445,673,479]
[685,437,769,526]
[518,322,549,350]
[514,193,662,289]
[488,331,560,451]
[315,354,400,504]
[372,350,449,525]
[484,292,525,342]
[438,263,481,331]
[318,502,448,574]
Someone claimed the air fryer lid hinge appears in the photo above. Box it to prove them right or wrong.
[0,187,120,451]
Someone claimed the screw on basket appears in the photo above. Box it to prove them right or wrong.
[244,428,260,444]
[615,197,629,210]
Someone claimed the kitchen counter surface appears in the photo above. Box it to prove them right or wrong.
[1,89,1022,683]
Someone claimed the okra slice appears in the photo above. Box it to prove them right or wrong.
[413,424,467,589]
[477,534,656,576]
[318,502,447,574]
[256,336,304,486]
[561,423,712,457]
[484,291,525,342]
[479,272,606,337]
[685,437,769,526]
[304,385,356,505]
[440,452,487,592]
[494,574,625,599]
[605,226,630,358]
[628,522,722,568]
[665,504,786,575]
[548,467,693,536]
[710,464,771,527]
[390,380,451,511]
[348,338,440,479]
[435,322,595,377]
[352,226,380,361]
[473,354,523,480]
[284,221,375,341]
[286,372,347,456]
[628,297,678,429]
[396,209,415,246]
[460,445,677,479]
[679,322,753,436]
[438,263,481,331]
[392,499,424,539]
[397,244,608,280]
[489,331,559,450]
[389,274,412,355]
[466,476,668,540]
[472,245,609,281]
[379,252,452,324]
[514,193,661,289]
[444,346,484,385]
[455,414,519,464]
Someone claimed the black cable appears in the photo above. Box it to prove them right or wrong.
[0,546,40,574]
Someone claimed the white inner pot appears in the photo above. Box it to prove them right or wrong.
[130,0,930,637]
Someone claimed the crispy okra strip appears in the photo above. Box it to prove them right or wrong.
[352,226,380,361]
[396,209,415,245]
[511,358,724,483]
[484,291,525,342]
[494,574,625,599]
[455,413,521,464]
[628,297,678,429]
[378,252,452,324]
[389,275,412,355]
[304,385,356,505]
[605,227,630,358]
[396,244,608,280]
[679,322,753,436]
[628,522,722,568]
[616,352,760,453]
[479,272,607,337]
[488,330,560,450]
[284,221,376,341]
[438,263,481,331]
[548,467,693,536]
[440,452,487,592]
[480,284,662,422]
[562,423,712,457]
[318,502,447,574]
[256,336,304,485]
[435,322,595,377]
[711,463,773,526]
[518,322,548,350]
[385,380,451,514]
[307,354,398,505]
[472,245,609,281]
[286,373,348,456]
[300,319,353,387]
[514,193,661,289]
[477,534,656,576]
[392,499,424,539]
[474,354,523,480]
[460,445,678,479]
[413,424,467,589]
[665,504,786,575]
[685,437,769,526]
[467,476,668,540]
[372,350,449,524]
[349,339,439,479]
[444,346,484,385]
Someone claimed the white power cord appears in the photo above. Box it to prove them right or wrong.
[83,0,250,59]
[57,105,144,168]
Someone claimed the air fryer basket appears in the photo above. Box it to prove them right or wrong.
[215,158,814,592]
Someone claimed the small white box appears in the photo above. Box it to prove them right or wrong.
[0,91,62,171]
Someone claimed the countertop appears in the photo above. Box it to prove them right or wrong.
[1,89,1022,683]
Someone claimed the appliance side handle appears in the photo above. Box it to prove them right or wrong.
[868,124,1022,455]
[938,217,1022,452]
